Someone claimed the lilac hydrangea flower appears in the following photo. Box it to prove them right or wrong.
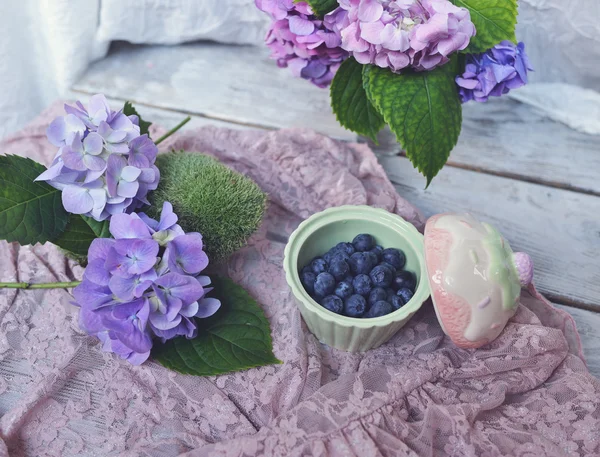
[330,0,475,72]
[256,0,349,87]
[35,94,159,221]
[73,202,221,365]
[456,41,533,103]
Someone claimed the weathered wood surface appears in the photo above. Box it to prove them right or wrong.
[76,92,600,313]
[556,304,600,379]
[69,39,600,377]
[73,41,600,195]
[380,155,600,311]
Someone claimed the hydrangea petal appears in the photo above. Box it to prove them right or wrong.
[82,132,102,155]
[110,213,152,239]
[288,16,315,36]
[117,180,140,198]
[62,185,94,214]
[196,297,221,318]
[150,312,182,331]
[166,234,209,275]
[85,259,111,286]
[358,0,383,22]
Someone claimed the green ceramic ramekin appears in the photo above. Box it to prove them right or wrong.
[283,205,430,352]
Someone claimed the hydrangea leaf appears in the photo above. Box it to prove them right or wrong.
[50,215,110,257]
[330,57,385,142]
[297,0,338,17]
[123,101,152,137]
[363,65,462,186]
[0,155,69,245]
[452,0,518,53]
[152,277,281,376]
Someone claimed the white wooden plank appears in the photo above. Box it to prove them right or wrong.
[68,92,600,310]
[72,42,353,140]
[73,42,600,194]
[556,304,600,379]
[370,100,600,195]
[51,96,600,378]
[380,155,600,310]
[65,91,252,132]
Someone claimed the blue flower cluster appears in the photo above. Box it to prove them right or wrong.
[300,233,417,318]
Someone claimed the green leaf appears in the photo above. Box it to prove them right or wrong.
[330,58,385,142]
[453,0,518,52]
[297,0,338,17]
[123,101,152,137]
[0,155,69,245]
[363,65,462,185]
[50,215,110,257]
[152,277,281,376]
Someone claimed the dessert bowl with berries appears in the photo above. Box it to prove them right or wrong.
[283,205,430,352]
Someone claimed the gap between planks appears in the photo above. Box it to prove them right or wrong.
[71,92,600,312]
[70,88,275,132]
[72,87,600,198]
[72,41,600,196]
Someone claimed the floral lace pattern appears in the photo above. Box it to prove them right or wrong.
[0,102,598,457]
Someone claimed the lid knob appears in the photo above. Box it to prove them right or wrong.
[513,252,534,287]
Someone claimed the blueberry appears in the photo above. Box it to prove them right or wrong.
[335,281,353,299]
[348,252,374,275]
[352,234,375,252]
[390,295,404,310]
[301,265,312,275]
[369,265,394,288]
[366,251,379,269]
[332,251,351,264]
[378,262,397,274]
[314,272,336,297]
[385,287,396,302]
[328,259,350,280]
[324,248,350,264]
[369,245,383,261]
[342,274,354,284]
[392,270,417,291]
[334,242,355,256]
[352,274,372,296]
[396,287,414,305]
[321,295,343,314]
[300,270,317,295]
[311,258,328,274]
[364,300,393,318]
[382,248,406,271]
[323,250,336,264]
[344,294,367,317]
[368,287,388,306]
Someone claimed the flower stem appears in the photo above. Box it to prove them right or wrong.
[154,116,191,145]
[0,281,81,290]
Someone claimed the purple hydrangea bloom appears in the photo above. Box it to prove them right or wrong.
[456,41,533,103]
[35,94,159,221]
[256,0,349,87]
[73,202,221,365]
[330,0,475,72]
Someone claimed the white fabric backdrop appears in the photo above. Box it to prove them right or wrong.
[0,1,108,140]
[0,0,599,139]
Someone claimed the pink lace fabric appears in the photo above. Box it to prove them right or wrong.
[0,102,598,457]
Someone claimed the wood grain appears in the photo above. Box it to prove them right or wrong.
[380,155,600,311]
[73,42,600,194]
[66,93,600,378]
[556,304,600,379]
[82,94,600,310]
[73,42,352,139]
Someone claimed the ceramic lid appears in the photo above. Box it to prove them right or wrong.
[423,213,533,349]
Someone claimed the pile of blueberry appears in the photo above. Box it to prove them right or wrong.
[300,233,417,318]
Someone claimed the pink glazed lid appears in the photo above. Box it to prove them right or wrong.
[423,213,533,349]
